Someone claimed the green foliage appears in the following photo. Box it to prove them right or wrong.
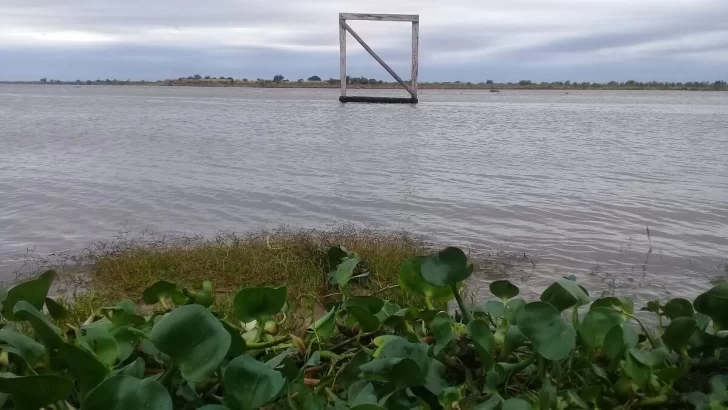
[0,248,727,409]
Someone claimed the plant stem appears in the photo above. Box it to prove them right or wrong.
[425,296,435,310]
[627,314,658,349]
[159,364,178,388]
[451,284,473,323]
[247,335,291,350]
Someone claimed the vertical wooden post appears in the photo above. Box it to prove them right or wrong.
[411,21,419,99]
[339,18,347,97]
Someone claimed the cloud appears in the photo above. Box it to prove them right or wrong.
[1,0,726,81]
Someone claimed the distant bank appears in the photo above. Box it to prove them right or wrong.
[2,77,726,91]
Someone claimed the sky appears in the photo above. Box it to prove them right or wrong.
[1,0,727,82]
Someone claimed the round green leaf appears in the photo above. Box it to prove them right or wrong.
[13,301,63,349]
[85,375,172,410]
[117,358,145,378]
[502,325,526,357]
[333,257,361,287]
[197,406,230,410]
[149,304,231,382]
[502,398,533,410]
[663,317,697,351]
[490,280,520,299]
[80,326,119,367]
[694,283,728,330]
[580,307,624,349]
[398,256,458,302]
[629,347,667,367]
[517,302,576,360]
[112,327,144,363]
[223,354,285,410]
[540,279,589,312]
[346,306,381,332]
[142,280,177,305]
[0,373,73,410]
[505,298,526,324]
[474,300,504,318]
[431,312,455,355]
[360,358,425,388]
[220,320,247,358]
[233,286,287,323]
[1,270,55,321]
[45,297,68,321]
[591,297,634,315]
[309,307,337,340]
[603,323,638,360]
[58,342,108,394]
[421,247,472,287]
[663,298,694,320]
[467,319,495,367]
[0,328,47,366]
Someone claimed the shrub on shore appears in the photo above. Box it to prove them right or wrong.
[0,244,727,409]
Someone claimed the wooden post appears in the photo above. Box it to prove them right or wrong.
[411,21,419,99]
[339,18,347,97]
[338,12,419,104]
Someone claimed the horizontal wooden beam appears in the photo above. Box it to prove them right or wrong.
[340,96,418,104]
[339,13,419,22]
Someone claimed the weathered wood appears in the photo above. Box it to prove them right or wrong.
[339,13,419,22]
[340,21,415,97]
[340,96,418,104]
[411,21,419,98]
[339,20,347,97]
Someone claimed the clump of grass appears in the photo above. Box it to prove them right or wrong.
[83,226,431,309]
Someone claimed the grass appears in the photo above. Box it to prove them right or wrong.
[52,226,436,327]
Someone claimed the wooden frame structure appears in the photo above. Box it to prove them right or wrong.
[339,13,419,104]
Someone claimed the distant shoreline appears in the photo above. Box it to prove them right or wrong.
[2,79,726,91]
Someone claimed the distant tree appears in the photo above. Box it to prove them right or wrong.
[105,79,111,83]
[193,74,202,80]
[297,79,304,83]
[204,76,211,79]
[485,79,494,84]
[368,78,377,84]
[518,80,532,86]
[86,80,93,85]
[378,80,383,84]
[625,80,636,86]
[307,75,322,81]
[242,78,248,82]
[75,80,82,85]
[327,78,338,85]
[273,74,285,83]
[40,78,47,83]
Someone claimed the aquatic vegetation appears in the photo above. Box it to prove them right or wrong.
[0,245,727,409]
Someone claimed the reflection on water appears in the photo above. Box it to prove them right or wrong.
[1,85,727,301]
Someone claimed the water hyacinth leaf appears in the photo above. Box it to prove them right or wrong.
[112,327,145,363]
[1,270,55,321]
[438,387,462,408]
[663,298,694,320]
[346,306,381,332]
[580,307,624,349]
[182,281,214,307]
[80,327,119,367]
[0,373,73,410]
[13,301,63,349]
[220,320,246,358]
[0,328,46,366]
[359,358,425,388]
[540,279,589,311]
[142,280,177,305]
[149,304,231,382]
[234,286,287,323]
[475,300,504,318]
[663,317,697,351]
[101,300,146,328]
[490,280,520,299]
[223,355,285,410]
[629,347,667,367]
[421,247,471,287]
[623,355,650,389]
[502,398,533,410]
[197,406,230,410]
[399,256,458,302]
[431,312,455,355]
[375,338,429,373]
[694,283,728,330]
[591,297,634,315]
[338,350,371,389]
[327,246,350,271]
[348,381,378,407]
[502,325,526,357]
[45,297,68,321]
[346,296,385,313]
[603,323,638,360]
[85,375,172,410]
[334,257,361,287]
[424,358,449,396]
[517,301,576,360]
[118,357,146,378]
[309,307,337,340]
[467,319,495,367]
[350,406,385,410]
[58,342,108,394]
[505,298,526,324]
[474,395,503,410]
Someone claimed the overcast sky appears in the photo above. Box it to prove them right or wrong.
[1,0,726,82]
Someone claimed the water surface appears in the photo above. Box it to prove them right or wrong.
[1,85,727,300]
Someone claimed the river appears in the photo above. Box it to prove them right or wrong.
[1,85,726,301]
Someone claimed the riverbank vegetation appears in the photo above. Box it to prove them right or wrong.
[2,232,728,409]
[5,75,727,91]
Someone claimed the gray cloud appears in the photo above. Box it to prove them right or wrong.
[1,0,726,81]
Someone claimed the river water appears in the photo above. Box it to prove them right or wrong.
[1,85,726,301]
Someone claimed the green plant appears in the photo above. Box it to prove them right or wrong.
[0,246,727,409]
